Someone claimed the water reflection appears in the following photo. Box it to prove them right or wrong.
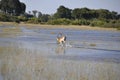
[0,74,3,80]
[55,45,66,54]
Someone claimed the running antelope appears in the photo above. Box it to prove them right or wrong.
[57,33,66,45]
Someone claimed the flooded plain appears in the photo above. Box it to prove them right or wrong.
[0,25,120,80]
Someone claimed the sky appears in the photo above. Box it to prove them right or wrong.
[20,0,120,14]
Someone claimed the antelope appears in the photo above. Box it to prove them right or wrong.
[57,33,66,45]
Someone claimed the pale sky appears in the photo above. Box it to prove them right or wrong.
[20,0,120,14]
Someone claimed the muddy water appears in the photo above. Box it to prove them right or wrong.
[0,26,120,80]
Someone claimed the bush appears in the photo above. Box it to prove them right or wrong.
[80,19,90,25]
[117,27,120,30]
[71,19,90,25]
[9,16,19,22]
[48,18,71,25]
[71,20,81,25]
[0,13,10,21]
[0,13,20,23]
[90,20,106,27]
[17,16,28,22]
[103,23,120,28]
[27,17,41,24]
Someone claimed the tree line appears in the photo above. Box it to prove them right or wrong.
[54,6,120,20]
[26,5,120,23]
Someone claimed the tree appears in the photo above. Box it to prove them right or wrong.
[40,14,50,22]
[54,5,71,19]
[97,9,111,19]
[72,8,81,19]
[38,12,42,18]
[0,0,26,15]
[0,0,8,13]
[20,2,26,14]
[72,8,92,20]
[32,10,37,17]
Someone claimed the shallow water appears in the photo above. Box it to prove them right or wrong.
[0,26,120,80]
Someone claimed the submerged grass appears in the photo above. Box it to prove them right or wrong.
[89,43,96,46]
[2,27,21,32]
[0,26,22,38]
[0,22,18,27]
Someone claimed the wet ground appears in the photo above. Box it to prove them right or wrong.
[0,25,120,80]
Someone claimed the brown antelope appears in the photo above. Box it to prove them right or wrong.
[57,33,66,45]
